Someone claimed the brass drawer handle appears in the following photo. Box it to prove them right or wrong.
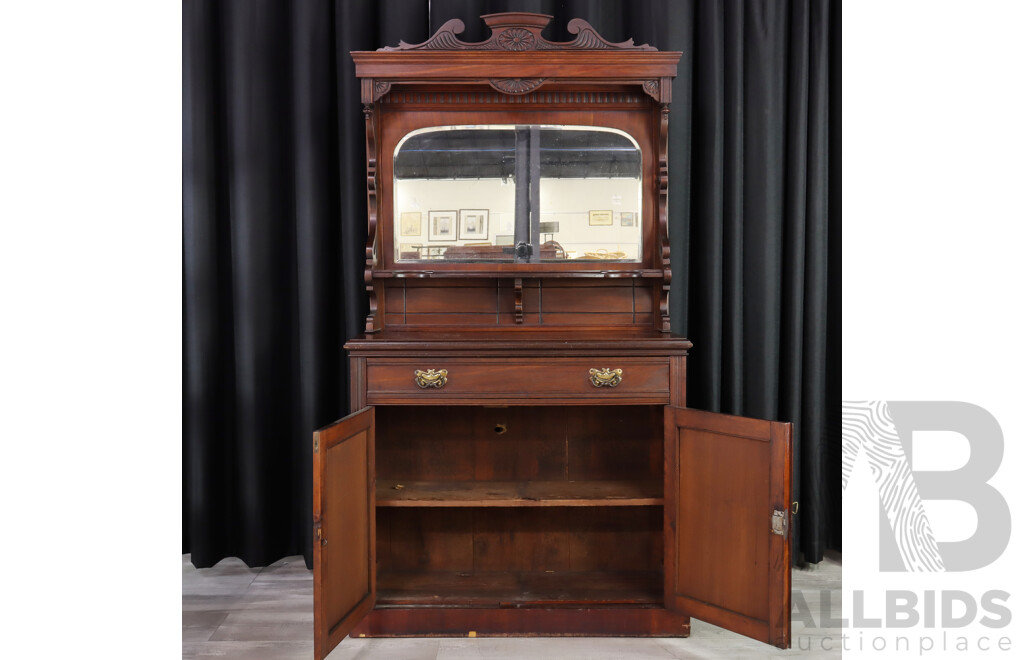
[589,368,623,388]
[414,368,448,389]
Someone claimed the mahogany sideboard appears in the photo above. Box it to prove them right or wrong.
[312,14,793,659]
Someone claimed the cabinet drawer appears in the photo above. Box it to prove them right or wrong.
[365,358,670,404]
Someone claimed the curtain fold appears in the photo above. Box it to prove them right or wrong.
[184,0,840,569]
[683,0,839,563]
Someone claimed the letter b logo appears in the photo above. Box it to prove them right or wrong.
[843,401,1010,572]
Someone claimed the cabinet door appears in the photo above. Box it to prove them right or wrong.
[313,407,375,660]
[664,407,792,648]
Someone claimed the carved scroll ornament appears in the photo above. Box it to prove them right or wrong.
[380,13,656,52]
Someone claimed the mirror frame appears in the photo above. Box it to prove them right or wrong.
[377,104,657,274]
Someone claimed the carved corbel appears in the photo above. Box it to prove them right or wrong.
[361,79,393,104]
[642,80,660,101]
[372,81,392,102]
[641,77,672,104]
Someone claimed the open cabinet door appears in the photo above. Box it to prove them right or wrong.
[313,407,375,660]
[664,407,793,648]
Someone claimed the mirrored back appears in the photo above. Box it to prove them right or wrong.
[393,125,642,263]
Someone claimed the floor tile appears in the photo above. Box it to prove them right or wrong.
[328,637,439,660]
[182,610,230,643]
[182,553,842,659]
[188,640,314,660]
[437,637,676,659]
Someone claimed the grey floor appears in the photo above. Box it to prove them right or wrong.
[183,551,842,659]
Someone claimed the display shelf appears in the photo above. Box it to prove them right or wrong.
[376,479,664,507]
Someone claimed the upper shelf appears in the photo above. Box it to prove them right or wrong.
[374,268,665,278]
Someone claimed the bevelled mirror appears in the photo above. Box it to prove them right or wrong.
[393,125,642,263]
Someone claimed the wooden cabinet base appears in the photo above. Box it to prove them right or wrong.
[350,607,692,638]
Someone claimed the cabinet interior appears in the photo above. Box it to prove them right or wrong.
[374,405,664,607]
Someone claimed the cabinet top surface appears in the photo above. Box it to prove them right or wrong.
[345,329,692,353]
[351,50,681,75]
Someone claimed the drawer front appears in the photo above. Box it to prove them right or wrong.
[365,358,670,403]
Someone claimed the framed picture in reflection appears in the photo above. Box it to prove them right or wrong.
[400,212,422,236]
[589,210,613,226]
[620,212,636,227]
[458,209,489,240]
[428,210,457,242]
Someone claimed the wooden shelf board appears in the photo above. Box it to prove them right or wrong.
[377,479,663,507]
[377,570,663,606]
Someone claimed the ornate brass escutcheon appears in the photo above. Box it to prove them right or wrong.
[414,368,448,389]
[588,367,623,388]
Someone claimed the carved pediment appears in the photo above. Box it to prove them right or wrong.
[380,13,656,52]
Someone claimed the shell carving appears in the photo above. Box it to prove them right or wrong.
[488,78,546,94]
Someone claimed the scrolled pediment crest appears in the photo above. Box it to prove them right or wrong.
[380,13,656,52]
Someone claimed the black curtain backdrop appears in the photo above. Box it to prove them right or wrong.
[184,0,841,569]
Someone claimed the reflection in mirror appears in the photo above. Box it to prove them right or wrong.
[393,125,641,263]
[394,127,517,263]
[537,128,641,262]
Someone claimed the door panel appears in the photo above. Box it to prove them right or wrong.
[664,407,792,648]
[314,407,375,660]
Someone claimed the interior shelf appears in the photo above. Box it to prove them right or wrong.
[377,569,663,607]
[377,479,663,507]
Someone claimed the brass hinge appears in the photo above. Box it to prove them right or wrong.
[771,509,788,537]
[314,522,326,546]
[313,436,319,454]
